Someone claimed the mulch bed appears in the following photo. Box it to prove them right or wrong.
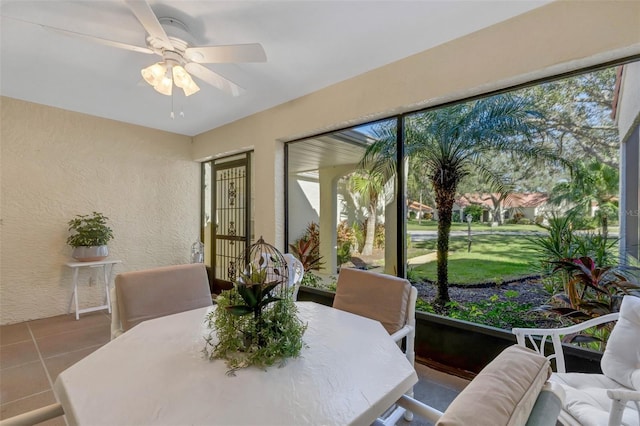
[414,275,551,307]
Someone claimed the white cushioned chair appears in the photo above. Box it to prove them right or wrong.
[332,268,417,422]
[110,263,213,339]
[512,295,640,426]
[283,253,304,300]
[375,345,565,426]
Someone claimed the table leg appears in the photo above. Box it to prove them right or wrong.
[103,265,112,314]
[72,268,80,320]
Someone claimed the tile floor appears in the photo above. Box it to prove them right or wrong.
[0,310,467,425]
[0,311,111,424]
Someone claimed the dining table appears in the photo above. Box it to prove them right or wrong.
[54,301,418,425]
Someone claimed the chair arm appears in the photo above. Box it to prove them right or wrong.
[606,389,640,426]
[390,324,413,342]
[607,389,640,401]
[0,403,64,426]
[512,312,619,373]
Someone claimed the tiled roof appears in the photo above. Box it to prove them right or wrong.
[407,200,433,211]
[456,193,548,208]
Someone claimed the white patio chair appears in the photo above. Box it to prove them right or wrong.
[332,268,417,423]
[512,295,640,426]
[375,345,565,426]
[283,253,304,300]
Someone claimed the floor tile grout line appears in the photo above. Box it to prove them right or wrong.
[26,321,68,425]
[29,320,111,341]
[0,389,52,408]
[26,322,57,394]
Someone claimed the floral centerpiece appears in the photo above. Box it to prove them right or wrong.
[203,238,307,371]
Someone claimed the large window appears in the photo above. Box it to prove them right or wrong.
[284,59,640,332]
[286,120,398,286]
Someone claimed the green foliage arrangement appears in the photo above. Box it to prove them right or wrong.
[290,222,324,272]
[530,212,619,295]
[545,257,639,322]
[67,212,113,247]
[539,257,639,350]
[416,291,541,329]
[203,260,307,372]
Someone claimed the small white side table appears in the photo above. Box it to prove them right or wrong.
[66,259,122,320]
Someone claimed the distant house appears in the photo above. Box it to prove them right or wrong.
[407,200,433,219]
[444,193,555,223]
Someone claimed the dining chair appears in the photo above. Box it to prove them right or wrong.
[111,263,213,337]
[332,267,417,422]
[0,403,64,426]
[283,253,304,300]
[512,295,640,426]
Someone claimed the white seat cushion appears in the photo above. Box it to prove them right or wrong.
[601,295,640,390]
[551,373,639,426]
[437,345,551,426]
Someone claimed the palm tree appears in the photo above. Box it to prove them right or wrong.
[364,94,564,306]
[350,152,394,256]
[549,160,618,238]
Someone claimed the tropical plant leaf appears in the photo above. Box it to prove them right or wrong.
[258,296,282,308]
[225,305,254,316]
[562,333,602,345]
[237,284,259,307]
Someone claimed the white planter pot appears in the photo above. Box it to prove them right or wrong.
[72,245,109,262]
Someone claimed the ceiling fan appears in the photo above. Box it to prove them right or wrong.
[10,0,266,97]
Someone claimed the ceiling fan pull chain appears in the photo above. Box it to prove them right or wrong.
[170,90,175,119]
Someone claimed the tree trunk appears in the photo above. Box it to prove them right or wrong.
[434,179,455,306]
[361,201,377,256]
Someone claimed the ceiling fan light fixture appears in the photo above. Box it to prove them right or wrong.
[154,75,173,96]
[171,65,189,88]
[141,62,166,87]
[182,80,200,96]
[172,65,200,96]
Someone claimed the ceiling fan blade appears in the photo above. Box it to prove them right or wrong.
[124,0,172,50]
[2,16,153,54]
[185,43,267,64]
[50,27,153,55]
[184,62,245,97]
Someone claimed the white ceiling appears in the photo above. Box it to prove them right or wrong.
[0,1,550,137]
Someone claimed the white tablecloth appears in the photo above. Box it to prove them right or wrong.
[54,302,417,425]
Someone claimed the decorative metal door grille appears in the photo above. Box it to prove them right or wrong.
[213,157,250,284]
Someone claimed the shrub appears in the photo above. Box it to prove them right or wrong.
[463,205,483,222]
[290,222,323,271]
[509,211,525,224]
[336,221,357,252]
[416,292,539,329]
[336,242,352,267]
[374,223,385,249]
[352,222,365,252]
[541,257,640,350]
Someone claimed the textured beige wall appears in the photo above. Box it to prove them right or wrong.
[1,97,199,324]
[193,0,640,249]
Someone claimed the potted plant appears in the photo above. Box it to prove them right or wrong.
[67,212,114,262]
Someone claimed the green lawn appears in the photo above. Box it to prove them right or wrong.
[407,234,541,284]
[406,219,542,233]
